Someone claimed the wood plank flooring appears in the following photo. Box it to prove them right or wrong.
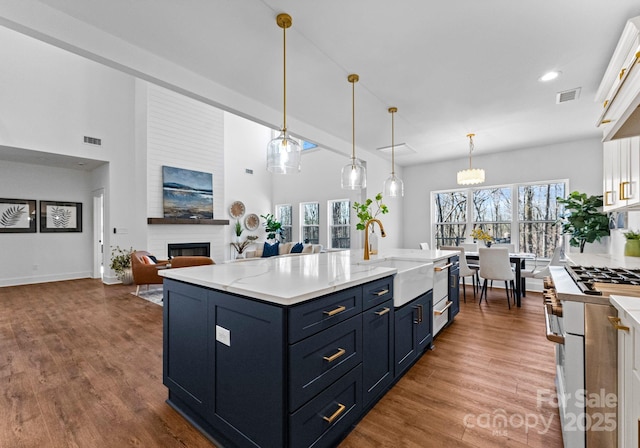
[0,279,563,447]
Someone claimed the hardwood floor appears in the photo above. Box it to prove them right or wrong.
[0,279,563,447]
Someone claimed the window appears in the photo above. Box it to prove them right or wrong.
[300,202,320,244]
[328,199,350,249]
[518,182,565,258]
[432,180,567,257]
[276,204,292,242]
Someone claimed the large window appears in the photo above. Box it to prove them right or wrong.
[300,202,320,244]
[276,204,292,242]
[433,180,567,257]
[328,199,350,249]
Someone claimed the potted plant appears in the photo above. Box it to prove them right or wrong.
[110,246,134,284]
[260,213,283,241]
[623,230,640,257]
[556,191,610,253]
[234,220,243,242]
[353,193,389,254]
[231,235,259,258]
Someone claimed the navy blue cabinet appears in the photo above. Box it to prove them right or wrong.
[164,276,397,448]
[449,258,460,320]
[394,291,433,378]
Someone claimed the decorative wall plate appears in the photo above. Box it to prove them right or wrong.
[229,201,245,218]
[245,213,260,231]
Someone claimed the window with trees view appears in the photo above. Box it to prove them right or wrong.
[433,180,566,258]
[328,199,350,249]
[276,204,292,242]
[301,202,320,244]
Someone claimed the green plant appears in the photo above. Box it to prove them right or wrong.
[353,193,389,231]
[260,213,283,240]
[624,230,640,240]
[234,220,243,237]
[556,191,610,253]
[110,246,133,276]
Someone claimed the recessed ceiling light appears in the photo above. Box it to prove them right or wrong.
[539,71,561,82]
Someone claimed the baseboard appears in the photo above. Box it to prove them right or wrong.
[0,271,92,287]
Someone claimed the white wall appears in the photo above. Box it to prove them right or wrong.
[402,137,603,251]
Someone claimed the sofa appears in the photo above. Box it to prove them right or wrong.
[244,242,322,259]
[131,250,214,295]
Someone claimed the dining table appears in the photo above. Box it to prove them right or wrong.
[464,251,536,307]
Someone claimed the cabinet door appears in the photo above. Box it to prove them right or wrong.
[415,291,433,353]
[394,300,420,377]
[449,263,460,320]
[163,279,212,416]
[618,312,633,448]
[628,136,640,208]
[603,141,618,211]
[210,291,285,448]
[362,299,394,407]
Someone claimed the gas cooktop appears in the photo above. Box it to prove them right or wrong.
[565,265,640,295]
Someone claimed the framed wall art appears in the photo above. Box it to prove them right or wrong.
[40,201,82,233]
[0,198,37,233]
[162,166,214,219]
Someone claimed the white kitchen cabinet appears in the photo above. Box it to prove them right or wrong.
[602,136,640,211]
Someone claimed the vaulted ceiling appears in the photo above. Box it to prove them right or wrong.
[2,1,640,166]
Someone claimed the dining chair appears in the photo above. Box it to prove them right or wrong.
[492,243,515,253]
[478,247,515,309]
[522,246,563,279]
[459,242,478,253]
[419,242,430,250]
[440,246,479,302]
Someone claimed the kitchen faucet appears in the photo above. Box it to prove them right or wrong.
[364,219,386,260]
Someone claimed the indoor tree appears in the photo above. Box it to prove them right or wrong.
[556,191,609,253]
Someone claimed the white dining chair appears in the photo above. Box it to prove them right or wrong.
[522,246,563,279]
[440,246,479,302]
[419,242,430,250]
[459,242,478,253]
[492,243,515,253]
[478,247,515,309]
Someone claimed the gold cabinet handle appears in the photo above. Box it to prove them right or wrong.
[544,304,565,344]
[323,348,346,363]
[620,181,632,200]
[434,301,453,315]
[605,190,615,206]
[608,315,629,332]
[322,403,346,423]
[413,304,423,324]
[375,289,390,296]
[620,67,627,79]
[375,307,390,316]
[434,263,453,272]
[323,305,346,316]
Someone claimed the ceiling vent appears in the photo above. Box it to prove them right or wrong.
[376,142,416,156]
[556,87,581,104]
[83,136,102,146]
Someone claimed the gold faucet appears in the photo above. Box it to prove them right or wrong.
[364,219,386,260]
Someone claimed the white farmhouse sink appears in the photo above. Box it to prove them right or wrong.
[359,259,434,307]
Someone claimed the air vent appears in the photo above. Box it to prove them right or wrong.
[83,136,102,146]
[556,87,581,104]
[375,142,416,156]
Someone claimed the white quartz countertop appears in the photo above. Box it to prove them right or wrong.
[610,295,640,328]
[566,252,640,269]
[159,249,453,306]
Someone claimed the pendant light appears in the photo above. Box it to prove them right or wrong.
[457,133,485,185]
[341,74,366,189]
[383,107,404,197]
[267,13,301,174]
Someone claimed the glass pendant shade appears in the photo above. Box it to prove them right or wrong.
[267,130,302,174]
[457,133,485,185]
[341,158,367,189]
[384,173,404,197]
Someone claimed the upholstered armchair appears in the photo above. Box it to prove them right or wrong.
[131,250,214,296]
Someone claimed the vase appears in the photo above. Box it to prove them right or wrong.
[119,267,134,285]
[369,229,378,255]
[624,240,640,257]
[484,241,492,248]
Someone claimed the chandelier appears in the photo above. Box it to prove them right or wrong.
[457,133,485,185]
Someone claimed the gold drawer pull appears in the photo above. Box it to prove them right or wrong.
[434,301,453,315]
[323,305,346,316]
[434,263,453,272]
[605,191,615,206]
[375,307,390,316]
[608,316,629,332]
[620,182,632,200]
[323,403,346,423]
[323,348,346,363]
[620,67,627,79]
[375,289,390,296]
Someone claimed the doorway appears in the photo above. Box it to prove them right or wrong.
[92,189,104,279]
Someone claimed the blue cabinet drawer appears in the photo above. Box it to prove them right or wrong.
[289,287,362,343]
[361,276,393,311]
[290,365,362,448]
[289,315,362,411]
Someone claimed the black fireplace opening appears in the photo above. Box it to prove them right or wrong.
[168,242,210,258]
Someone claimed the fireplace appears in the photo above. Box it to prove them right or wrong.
[168,242,210,258]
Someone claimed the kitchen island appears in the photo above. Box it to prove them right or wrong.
[159,249,457,448]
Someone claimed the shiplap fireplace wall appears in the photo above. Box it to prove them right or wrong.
[143,82,227,263]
